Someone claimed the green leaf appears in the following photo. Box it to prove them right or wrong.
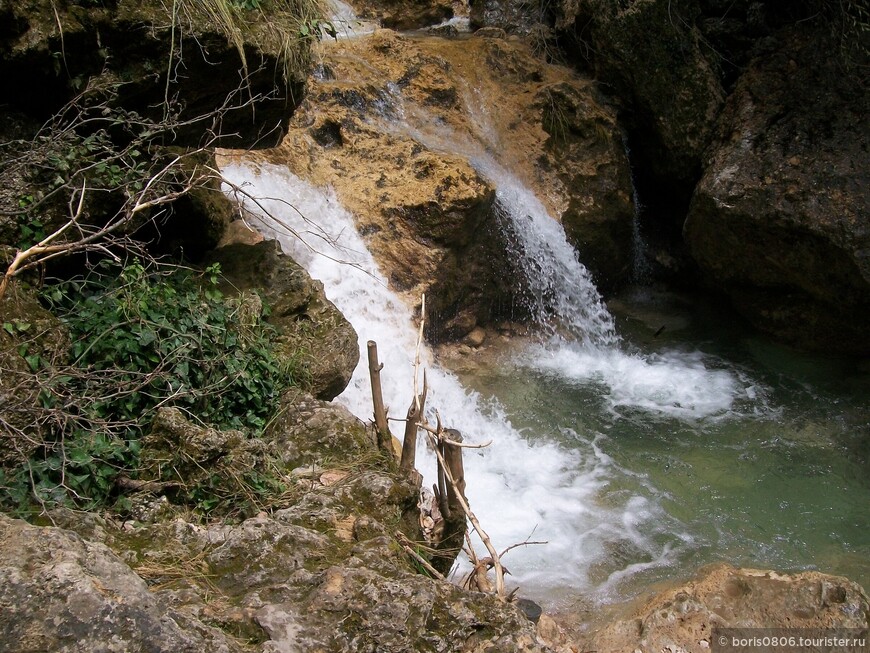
[137,329,157,346]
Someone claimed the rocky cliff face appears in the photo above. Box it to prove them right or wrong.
[251,28,634,338]
[552,0,727,240]
[0,0,309,149]
[684,27,870,353]
[532,0,869,352]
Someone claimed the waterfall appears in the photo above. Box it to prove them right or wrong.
[381,108,742,420]
[218,25,756,603]
[220,162,687,605]
[482,164,619,347]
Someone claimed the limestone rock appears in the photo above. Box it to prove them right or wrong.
[262,29,634,337]
[536,80,635,289]
[140,407,263,482]
[0,514,243,653]
[684,27,870,353]
[582,563,870,653]
[207,241,359,399]
[463,326,487,348]
[352,0,454,30]
[205,514,333,594]
[137,407,271,516]
[264,391,376,470]
[554,0,726,229]
[52,463,548,652]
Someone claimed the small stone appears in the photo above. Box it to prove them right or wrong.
[319,470,349,486]
[516,597,543,623]
[473,27,507,39]
[291,464,320,478]
[462,327,486,348]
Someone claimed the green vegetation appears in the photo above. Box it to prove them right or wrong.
[0,0,339,519]
[0,261,297,515]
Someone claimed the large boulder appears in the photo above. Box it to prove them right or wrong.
[207,241,359,400]
[582,563,870,652]
[684,27,870,353]
[554,0,726,230]
[0,514,244,653]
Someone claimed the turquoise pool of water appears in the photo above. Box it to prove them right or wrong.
[450,285,870,603]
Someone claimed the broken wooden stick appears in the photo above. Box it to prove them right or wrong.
[421,419,507,599]
[395,531,446,581]
[400,294,427,473]
[400,372,427,472]
[367,340,394,457]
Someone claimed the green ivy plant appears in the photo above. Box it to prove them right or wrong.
[0,260,297,514]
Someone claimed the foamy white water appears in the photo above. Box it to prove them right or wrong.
[401,139,742,419]
[524,343,741,419]
[220,161,688,604]
[327,0,378,39]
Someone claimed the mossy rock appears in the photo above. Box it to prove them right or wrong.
[206,241,360,400]
[264,392,377,471]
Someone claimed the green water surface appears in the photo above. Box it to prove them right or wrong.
[453,285,870,601]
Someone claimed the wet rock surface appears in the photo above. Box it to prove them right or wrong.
[242,28,634,338]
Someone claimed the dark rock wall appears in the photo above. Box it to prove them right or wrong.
[466,0,870,352]
[0,0,308,149]
[684,26,870,352]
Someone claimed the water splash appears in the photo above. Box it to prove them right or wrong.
[387,111,745,419]
[327,0,378,39]
[220,161,686,605]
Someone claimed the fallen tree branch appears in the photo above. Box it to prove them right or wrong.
[395,531,446,581]
[422,420,507,599]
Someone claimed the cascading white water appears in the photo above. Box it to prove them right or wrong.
[327,0,378,39]
[389,111,745,420]
[219,19,762,603]
[220,162,692,605]
[484,167,619,347]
